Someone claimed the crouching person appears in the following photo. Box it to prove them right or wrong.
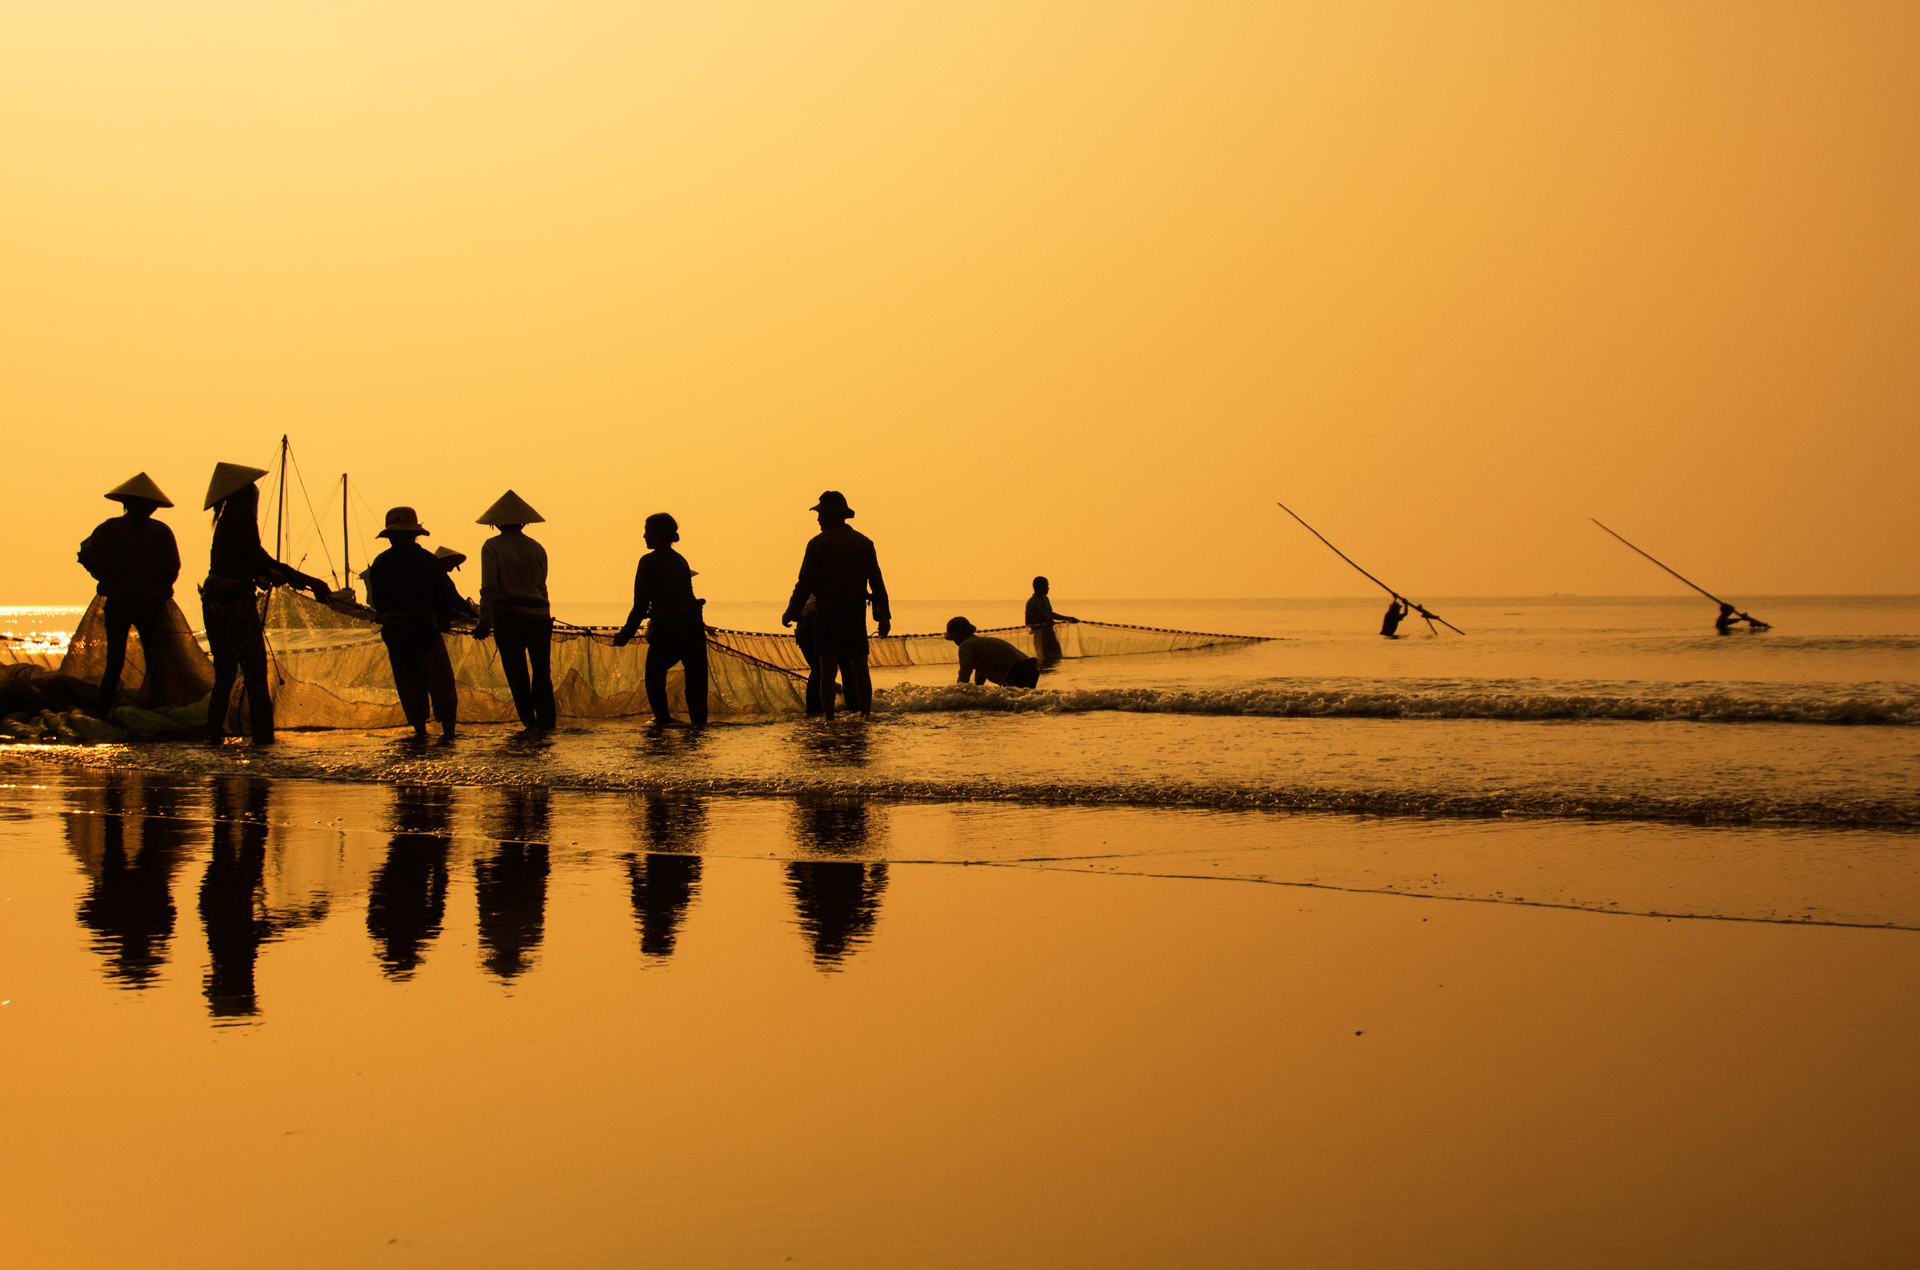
[944,617,1040,688]
[363,507,462,739]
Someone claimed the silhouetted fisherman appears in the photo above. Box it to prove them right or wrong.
[362,506,464,740]
[945,616,1040,688]
[367,786,453,980]
[200,776,273,1017]
[781,491,890,720]
[77,473,181,715]
[201,463,332,744]
[471,490,556,730]
[613,512,709,727]
[476,786,550,980]
[1025,575,1076,663]
[1380,598,1408,638]
[429,546,477,732]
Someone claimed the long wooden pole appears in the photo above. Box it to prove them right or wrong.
[1590,519,1766,626]
[342,473,351,588]
[1275,501,1465,635]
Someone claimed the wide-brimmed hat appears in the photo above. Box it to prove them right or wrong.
[105,472,173,507]
[378,506,429,538]
[944,616,976,640]
[204,462,269,510]
[811,490,854,518]
[477,490,544,526]
[434,546,467,570]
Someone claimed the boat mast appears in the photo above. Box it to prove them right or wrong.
[274,434,289,558]
[342,473,351,590]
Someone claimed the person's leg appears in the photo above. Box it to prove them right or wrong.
[235,603,274,743]
[817,651,840,721]
[426,636,458,736]
[848,653,873,715]
[644,638,676,723]
[387,640,430,735]
[98,598,135,714]
[125,600,172,701]
[494,615,537,727]
[203,596,239,740]
[683,636,709,726]
[527,618,556,728]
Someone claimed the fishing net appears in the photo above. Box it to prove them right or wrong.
[260,589,805,728]
[708,620,1269,672]
[19,598,215,708]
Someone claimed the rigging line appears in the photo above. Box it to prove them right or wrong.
[1273,501,1465,635]
[286,447,337,581]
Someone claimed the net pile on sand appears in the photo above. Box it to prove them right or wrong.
[708,620,1269,672]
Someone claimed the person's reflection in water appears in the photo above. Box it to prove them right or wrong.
[366,785,453,980]
[784,798,888,971]
[72,772,193,988]
[199,776,274,1018]
[625,794,706,960]
[476,785,551,980]
[794,720,874,768]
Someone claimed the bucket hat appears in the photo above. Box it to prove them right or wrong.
[944,616,976,641]
[378,506,429,538]
[105,472,173,507]
[810,490,854,518]
[477,490,544,526]
[204,462,269,510]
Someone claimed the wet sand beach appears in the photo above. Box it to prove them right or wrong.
[4,763,1918,1268]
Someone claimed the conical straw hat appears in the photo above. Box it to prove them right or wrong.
[434,546,468,569]
[204,462,269,510]
[105,472,173,507]
[477,490,544,525]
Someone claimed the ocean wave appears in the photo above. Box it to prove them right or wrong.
[12,746,1917,828]
[875,681,1920,725]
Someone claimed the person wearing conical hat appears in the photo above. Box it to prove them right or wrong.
[361,507,464,740]
[77,473,182,715]
[201,462,333,744]
[780,490,890,720]
[471,490,555,730]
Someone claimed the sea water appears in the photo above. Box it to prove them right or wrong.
[7,595,1918,824]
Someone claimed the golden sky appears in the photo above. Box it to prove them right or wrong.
[3,1,1915,603]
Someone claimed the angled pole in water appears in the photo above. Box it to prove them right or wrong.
[1274,501,1465,634]
[1589,519,1767,628]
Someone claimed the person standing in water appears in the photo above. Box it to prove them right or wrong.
[200,462,332,744]
[362,506,464,740]
[1025,576,1076,663]
[781,491,889,721]
[1380,598,1408,638]
[78,473,181,715]
[944,617,1041,688]
[470,491,556,730]
[613,512,709,727]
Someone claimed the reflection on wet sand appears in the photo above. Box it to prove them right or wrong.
[477,785,550,980]
[786,797,889,970]
[366,785,452,980]
[200,776,274,1018]
[69,772,193,988]
[626,794,705,960]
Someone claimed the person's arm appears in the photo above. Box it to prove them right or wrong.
[957,643,973,684]
[268,559,332,600]
[782,541,817,627]
[161,525,180,590]
[866,542,891,638]
[77,529,105,580]
[614,557,649,646]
